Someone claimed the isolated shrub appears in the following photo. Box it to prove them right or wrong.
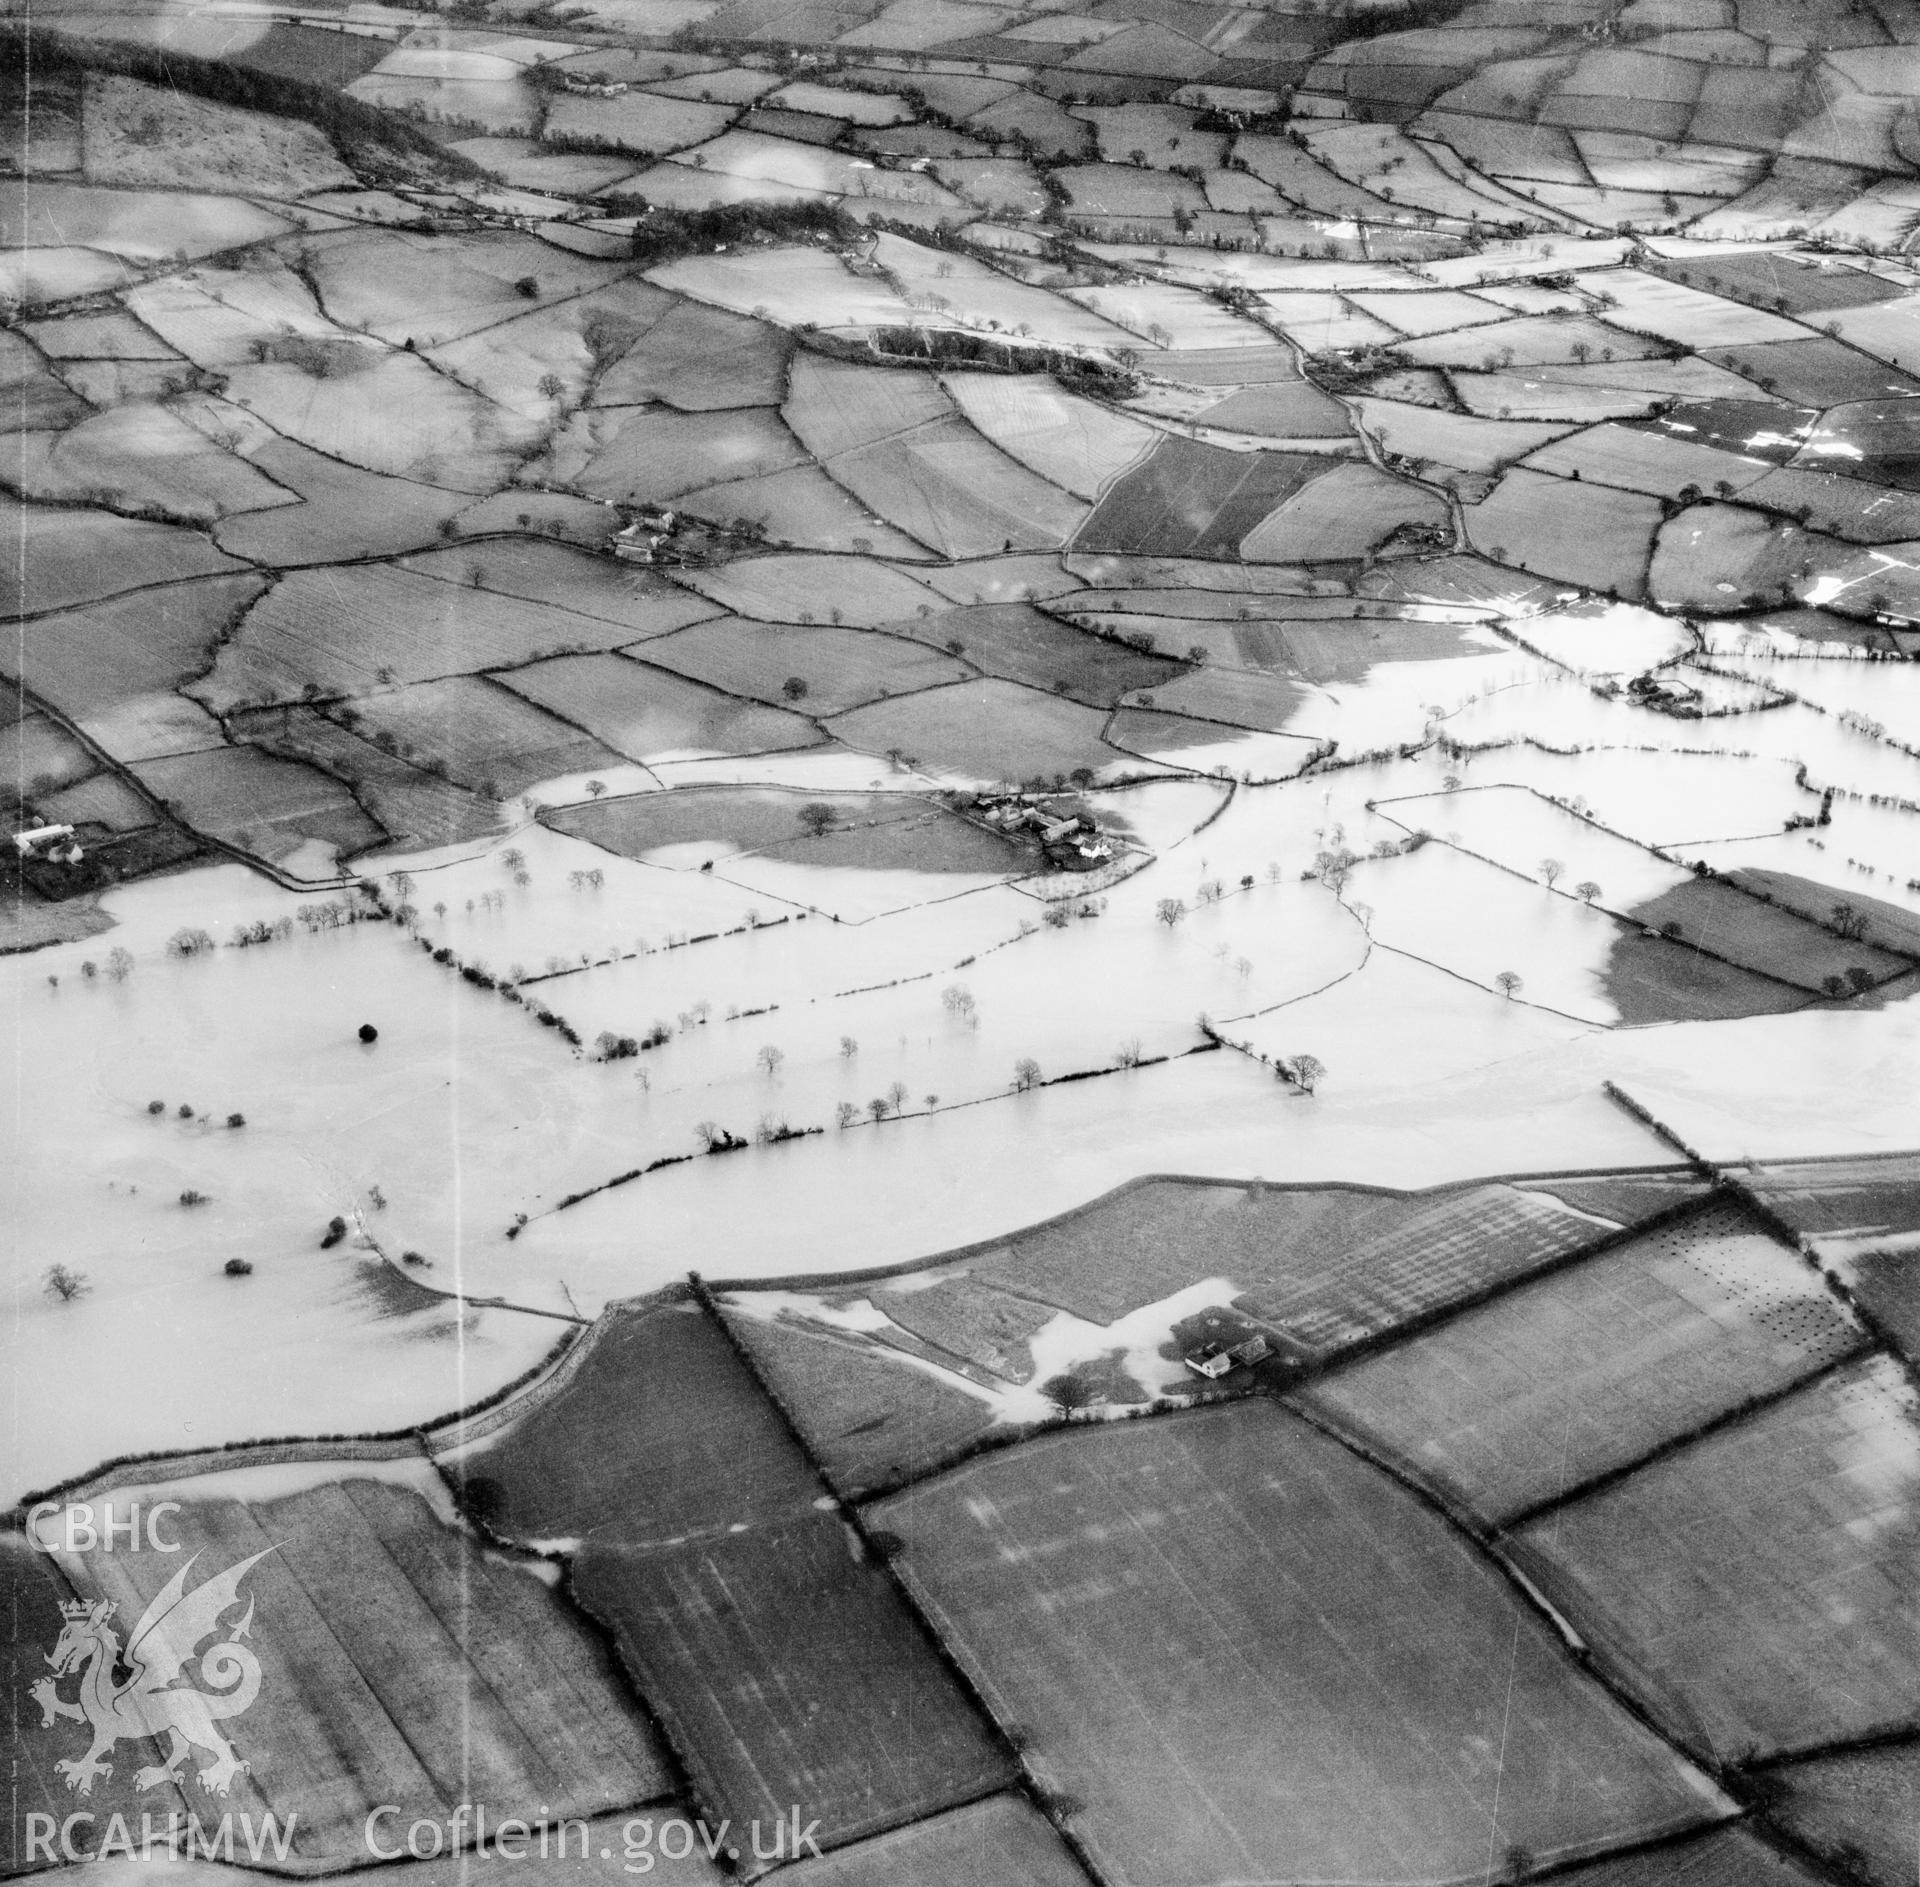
[224,1258,253,1277]
[226,1112,246,1129]
[147,1099,165,1115]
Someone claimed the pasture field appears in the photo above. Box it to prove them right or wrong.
[877,1405,1721,1887]
[1396,314,1668,372]
[1123,667,1307,732]
[400,542,720,639]
[1515,1353,1920,1760]
[1624,878,1908,995]
[1646,502,1821,612]
[494,652,823,764]
[591,302,791,410]
[194,565,707,713]
[940,372,1156,501]
[425,278,677,417]
[721,1302,1001,1496]
[1354,399,1577,475]
[552,783,1022,872]
[1764,1744,1920,1887]
[680,554,948,626]
[544,404,808,505]
[1077,439,1332,559]
[457,1302,820,1546]
[828,678,1137,784]
[1191,382,1352,439]
[784,354,951,460]
[47,1476,671,1867]
[8,572,264,743]
[132,744,383,869]
[778,1794,1089,1885]
[674,465,933,555]
[886,600,1178,704]
[573,1515,1010,1873]
[821,419,1092,559]
[234,705,504,853]
[211,440,473,567]
[545,91,737,154]
[1240,462,1452,563]
[303,229,624,349]
[1706,338,1919,408]
[1463,469,1663,596]
[1,499,245,616]
[326,679,627,797]
[8,404,296,525]
[1520,424,1775,501]
[1303,1199,1862,1522]
[1551,1827,1824,1886]
[638,616,968,713]
[1603,932,1810,1025]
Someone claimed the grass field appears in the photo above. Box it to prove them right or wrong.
[636,617,969,714]
[1464,469,1662,597]
[1076,439,1331,559]
[1515,1353,1920,1760]
[1,498,245,617]
[681,555,947,628]
[1603,932,1811,1024]
[458,1302,821,1546]
[195,565,710,713]
[550,784,1023,873]
[721,1303,1000,1497]
[887,601,1178,706]
[329,678,627,799]
[1763,1743,1920,1887]
[233,705,504,853]
[133,743,385,869]
[1304,1199,1861,1522]
[49,1476,671,1867]
[591,302,791,411]
[1624,879,1908,996]
[10,573,263,748]
[548,405,809,505]
[774,1793,1089,1885]
[877,1405,1721,1887]
[573,1515,1009,1874]
[1240,462,1452,563]
[496,652,823,764]
[827,679,1133,785]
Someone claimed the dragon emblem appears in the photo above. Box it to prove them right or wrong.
[31,1549,272,1799]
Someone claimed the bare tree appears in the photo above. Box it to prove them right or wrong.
[756,1044,784,1077]
[1539,858,1564,890]
[1013,1057,1042,1091]
[106,947,135,982]
[1831,901,1868,942]
[887,1080,910,1113]
[43,1264,90,1304]
[1493,970,1523,999]
[1574,880,1601,904]
[836,1100,860,1128]
[1156,897,1187,928]
[799,802,836,838]
[840,1034,859,1058]
[868,1096,890,1123]
[941,984,977,1024]
[1285,1054,1325,1096]
[1116,1038,1144,1068]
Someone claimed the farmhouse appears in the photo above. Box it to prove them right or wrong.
[1184,1335,1272,1379]
[12,823,83,865]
